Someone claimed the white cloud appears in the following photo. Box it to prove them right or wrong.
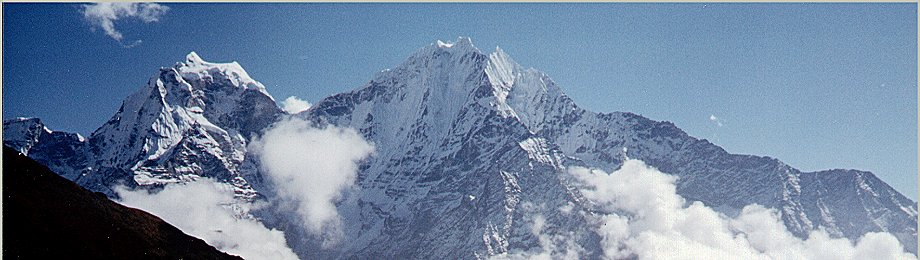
[81,3,169,46]
[281,96,312,114]
[491,213,582,260]
[115,178,298,260]
[249,117,374,246]
[709,114,724,127]
[562,159,915,260]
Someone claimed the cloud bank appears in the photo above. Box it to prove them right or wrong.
[249,117,374,245]
[499,159,914,260]
[281,96,312,114]
[115,178,298,260]
[569,159,915,260]
[81,3,169,46]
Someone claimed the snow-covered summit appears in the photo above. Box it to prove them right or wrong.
[367,37,572,132]
[435,40,453,48]
[401,37,482,65]
[435,36,475,49]
[174,51,271,98]
[185,51,205,64]
[80,52,283,197]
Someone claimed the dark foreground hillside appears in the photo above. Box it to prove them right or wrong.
[2,146,242,259]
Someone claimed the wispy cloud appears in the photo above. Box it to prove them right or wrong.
[709,114,724,127]
[491,211,582,260]
[281,96,312,114]
[249,117,374,247]
[115,178,298,260]
[81,3,169,47]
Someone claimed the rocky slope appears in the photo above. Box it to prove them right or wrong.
[2,146,242,259]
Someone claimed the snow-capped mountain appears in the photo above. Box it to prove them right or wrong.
[4,37,916,258]
[4,52,282,197]
[3,117,89,181]
[285,38,594,258]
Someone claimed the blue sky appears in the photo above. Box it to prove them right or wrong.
[3,3,917,198]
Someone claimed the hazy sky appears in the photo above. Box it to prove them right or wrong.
[3,3,916,198]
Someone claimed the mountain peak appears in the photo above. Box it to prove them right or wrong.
[171,52,270,97]
[185,51,204,64]
[434,36,475,49]
[85,51,282,173]
[367,38,567,124]
[435,40,452,48]
[408,37,482,61]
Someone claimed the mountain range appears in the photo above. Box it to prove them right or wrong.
[4,37,916,258]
